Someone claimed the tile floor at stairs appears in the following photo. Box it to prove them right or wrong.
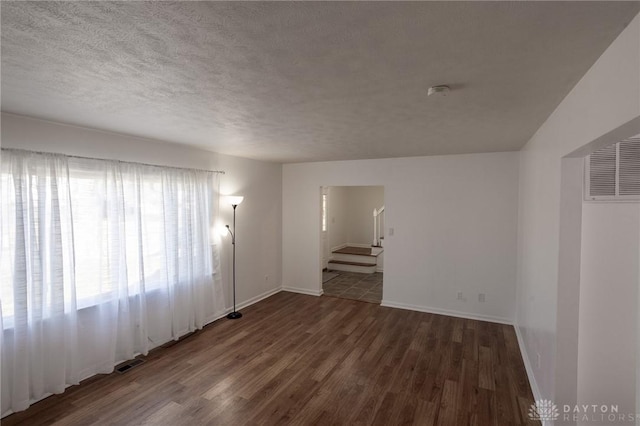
[322,271,382,304]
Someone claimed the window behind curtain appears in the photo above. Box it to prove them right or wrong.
[0,151,218,323]
[65,159,175,307]
[1,149,225,416]
[0,172,16,318]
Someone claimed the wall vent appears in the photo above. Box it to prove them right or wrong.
[585,136,640,201]
[115,358,145,374]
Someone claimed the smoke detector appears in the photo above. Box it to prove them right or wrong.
[427,85,450,97]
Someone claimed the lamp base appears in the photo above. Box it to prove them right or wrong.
[227,311,243,320]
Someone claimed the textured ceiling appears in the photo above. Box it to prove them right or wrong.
[2,2,639,163]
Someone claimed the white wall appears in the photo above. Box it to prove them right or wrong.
[283,152,519,323]
[216,154,283,308]
[516,11,640,411]
[345,186,384,246]
[0,113,283,312]
[578,202,640,422]
[327,186,349,250]
[327,185,384,249]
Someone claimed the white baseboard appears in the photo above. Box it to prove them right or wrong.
[200,286,283,329]
[380,300,513,325]
[282,286,323,297]
[235,286,282,311]
[514,324,543,404]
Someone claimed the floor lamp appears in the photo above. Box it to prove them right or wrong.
[226,196,244,319]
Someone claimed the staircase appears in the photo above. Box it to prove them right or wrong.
[328,246,383,274]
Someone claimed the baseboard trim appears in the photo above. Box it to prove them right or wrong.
[514,324,543,405]
[234,286,283,312]
[201,287,283,327]
[282,286,323,297]
[380,300,513,325]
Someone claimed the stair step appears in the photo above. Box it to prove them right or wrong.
[327,259,377,274]
[332,246,379,257]
[328,260,377,267]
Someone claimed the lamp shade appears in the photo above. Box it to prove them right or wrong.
[226,195,244,206]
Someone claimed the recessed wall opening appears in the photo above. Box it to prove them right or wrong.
[556,124,640,418]
[320,185,385,304]
[578,135,640,418]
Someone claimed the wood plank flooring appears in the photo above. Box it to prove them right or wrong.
[3,292,540,425]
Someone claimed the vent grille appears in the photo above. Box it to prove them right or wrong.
[116,358,145,373]
[586,137,640,201]
[619,138,640,196]
[589,144,616,196]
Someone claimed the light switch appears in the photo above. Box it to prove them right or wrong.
[388,227,394,236]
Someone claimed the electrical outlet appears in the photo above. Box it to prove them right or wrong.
[457,291,463,300]
[478,293,485,303]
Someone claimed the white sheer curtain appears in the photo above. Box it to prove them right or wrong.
[0,149,224,416]
[0,151,79,413]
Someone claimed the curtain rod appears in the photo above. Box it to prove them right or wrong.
[1,148,225,175]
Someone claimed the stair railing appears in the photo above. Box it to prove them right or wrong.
[373,205,385,247]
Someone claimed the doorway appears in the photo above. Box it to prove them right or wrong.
[320,185,384,304]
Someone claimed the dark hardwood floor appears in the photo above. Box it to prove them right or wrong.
[3,292,540,425]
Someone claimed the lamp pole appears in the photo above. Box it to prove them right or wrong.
[226,202,242,319]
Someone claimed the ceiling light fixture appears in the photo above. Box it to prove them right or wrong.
[427,85,450,97]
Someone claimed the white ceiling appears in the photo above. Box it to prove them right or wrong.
[2,2,639,163]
